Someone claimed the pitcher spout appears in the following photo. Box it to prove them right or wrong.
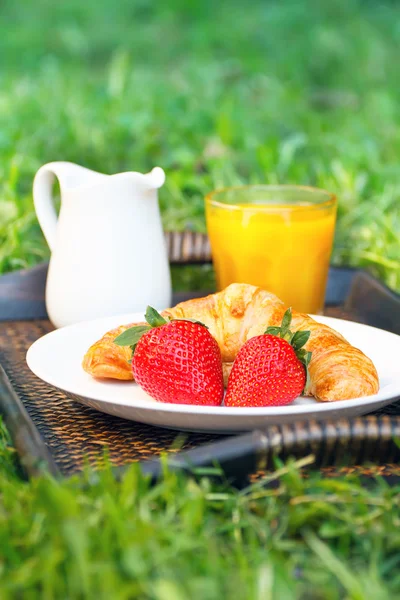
[145,166,166,189]
[127,167,166,191]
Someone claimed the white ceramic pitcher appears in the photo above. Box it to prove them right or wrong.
[33,161,171,328]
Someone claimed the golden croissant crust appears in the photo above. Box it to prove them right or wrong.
[82,283,379,402]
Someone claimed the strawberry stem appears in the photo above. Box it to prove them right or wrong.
[265,307,312,392]
[113,306,167,350]
[113,306,207,358]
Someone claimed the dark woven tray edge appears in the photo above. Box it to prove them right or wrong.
[123,415,400,486]
[0,365,61,478]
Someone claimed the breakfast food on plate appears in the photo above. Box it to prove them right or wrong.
[224,308,311,407]
[116,305,310,407]
[126,307,224,406]
[82,283,379,402]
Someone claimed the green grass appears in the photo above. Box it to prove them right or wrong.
[0,0,400,288]
[1,420,400,599]
[1,0,400,597]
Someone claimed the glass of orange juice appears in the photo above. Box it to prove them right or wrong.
[205,185,337,314]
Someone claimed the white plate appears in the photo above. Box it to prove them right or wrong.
[26,313,400,433]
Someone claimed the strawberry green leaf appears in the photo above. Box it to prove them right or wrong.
[113,325,151,346]
[280,308,292,336]
[296,349,312,393]
[296,349,312,366]
[303,350,312,366]
[145,306,167,327]
[282,330,293,343]
[296,349,307,361]
[114,306,167,347]
[264,309,312,383]
[265,326,281,336]
[304,353,312,390]
[291,330,311,351]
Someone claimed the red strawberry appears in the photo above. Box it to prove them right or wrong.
[114,307,224,406]
[225,308,312,407]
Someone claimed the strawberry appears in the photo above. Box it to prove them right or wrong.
[113,306,224,406]
[225,308,312,407]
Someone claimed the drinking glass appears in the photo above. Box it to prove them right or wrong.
[205,185,337,314]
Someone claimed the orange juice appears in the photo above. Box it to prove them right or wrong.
[205,186,337,314]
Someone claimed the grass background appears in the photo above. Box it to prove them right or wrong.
[2,422,400,600]
[1,0,400,597]
[1,0,399,289]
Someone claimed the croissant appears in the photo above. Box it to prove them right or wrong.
[82,283,379,402]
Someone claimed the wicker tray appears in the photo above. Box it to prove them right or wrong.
[1,232,400,482]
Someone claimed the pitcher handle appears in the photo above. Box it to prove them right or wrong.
[33,163,64,251]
